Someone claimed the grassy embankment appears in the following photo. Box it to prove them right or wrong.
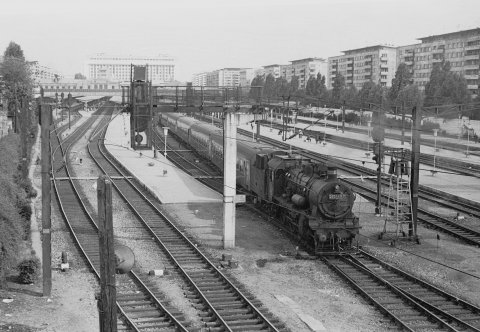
[0,132,37,287]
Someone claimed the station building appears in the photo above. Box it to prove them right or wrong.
[85,53,175,84]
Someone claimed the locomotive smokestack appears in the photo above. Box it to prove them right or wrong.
[327,167,337,181]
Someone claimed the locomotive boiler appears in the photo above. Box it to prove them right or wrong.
[161,112,360,254]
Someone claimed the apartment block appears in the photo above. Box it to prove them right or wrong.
[288,58,327,89]
[398,28,480,95]
[239,68,255,86]
[205,68,244,87]
[28,61,63,82]
[192,72,207,86]
[263,64,282,79]
[328,45,397,89]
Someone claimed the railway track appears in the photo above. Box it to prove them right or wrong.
[291,116,480,176]
[241,130,480,247]
[159,116,480,331]
[324,250,480,332]
[51,105,194,331]
[151,127,224,192]
[86,113,287,331]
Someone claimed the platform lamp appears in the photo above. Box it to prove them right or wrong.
[323,111,327,143]
[336,113,339,131]
[467,122,470,157]
[433,129,438,172]
[367,121,372,151]
[269,108,273,132]
[162,127,169,157]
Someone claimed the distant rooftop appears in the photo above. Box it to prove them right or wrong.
[290,57,326,64]
[342,45,396,55]
[418,27,480,42]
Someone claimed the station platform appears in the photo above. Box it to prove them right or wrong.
[103,113,221,204]
[238,121,480,203]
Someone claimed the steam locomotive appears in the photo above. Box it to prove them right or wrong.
[161,113,360,254]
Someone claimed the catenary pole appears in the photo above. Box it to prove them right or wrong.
[41,104,52,296]
[223,109,236,248]
[97,176,117,332]
[410,106,421,240]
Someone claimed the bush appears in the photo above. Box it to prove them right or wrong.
[17,257,40,284]
[17,177,37,198]
[16,197,32,240]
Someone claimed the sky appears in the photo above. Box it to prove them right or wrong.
[1,0,479,82]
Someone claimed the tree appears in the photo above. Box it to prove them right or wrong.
[249,75,264,101]
[263,74,275,102]
[0,42,34,135]
[331,73,346,105]
[315,73,327,97]
[396,84,423,110]
[306,73,327,99]
[305,75,317,96]
[74,73,86,80]
[389,63,412,103]
[3,41,24,60]
[342,85,358,109]
[273,77,289,98]
[424,61,470,106]
[289,75,299,95]
[358,81,384,108]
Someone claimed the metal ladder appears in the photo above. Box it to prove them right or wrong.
[381,150,413,241]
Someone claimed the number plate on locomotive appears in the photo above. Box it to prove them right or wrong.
[329,193,346,200]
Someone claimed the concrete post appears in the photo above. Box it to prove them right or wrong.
[223,111,236,248]
[41,104,52,296]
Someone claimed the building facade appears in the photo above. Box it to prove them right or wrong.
[263,64,282,79]
[239,68,255,87]
[397,28,480,96]
[328,45,397,89]
[85,54,175,83]
[192,72,207,86]
[205,68,243,87]
[38,78,121,97]
[28,61,63,82]
[288,57,328,89]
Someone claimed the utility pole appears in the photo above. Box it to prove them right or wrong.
[97,175,117,332]
[410,106,421,241]
[20,97,28,178]
[401,101,405,145]
[41,104,52,296]
[372,104,385,216]
[223,109,236,248]
[341,100,345,133]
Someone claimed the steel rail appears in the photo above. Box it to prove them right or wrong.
[89,125,283,332]
[323,255,460,332]
[50,105,189,331]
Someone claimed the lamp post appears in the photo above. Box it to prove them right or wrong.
[433,129,438,172]
[410,121,413,145]
[163,127,169,157]
[336,113,339,131]
[292,110,297,137]
[467,123,470,157]
[367,121,372,151]
[323,112,327,143]
[269,108,273,132]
